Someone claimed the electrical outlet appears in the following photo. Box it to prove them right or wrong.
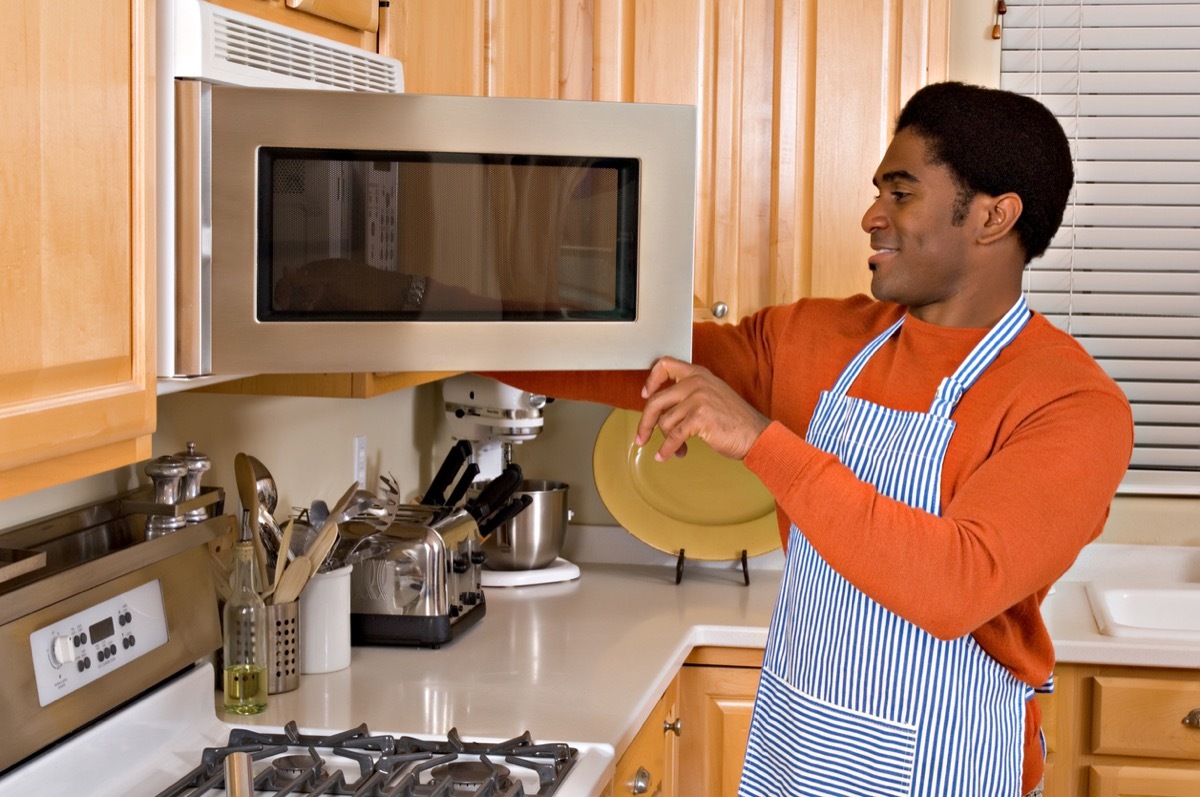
[353,434,367,488]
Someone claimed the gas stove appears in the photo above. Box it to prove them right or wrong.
[157,720,579,796]
[0,662,609,797]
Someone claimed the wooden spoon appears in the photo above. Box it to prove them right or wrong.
[233,453,269,590]
[272,554,311,605]
[274,518,295,592]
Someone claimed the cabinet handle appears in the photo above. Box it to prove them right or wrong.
[629,766,651,794]
[1183,708,1200,728]
[663,717,682,736]
[711,302,729,319]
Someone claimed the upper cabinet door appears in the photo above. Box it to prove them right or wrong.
[384,0,950,322]
[0,1,156,500]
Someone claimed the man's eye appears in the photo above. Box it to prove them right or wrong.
[892,191,910,201]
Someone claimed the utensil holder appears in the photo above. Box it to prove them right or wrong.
[299,565,352,674]
[266,601,300,694]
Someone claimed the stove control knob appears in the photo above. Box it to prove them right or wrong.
[49,635,78,668]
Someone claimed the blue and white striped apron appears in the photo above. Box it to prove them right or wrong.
[739,298,1034,797]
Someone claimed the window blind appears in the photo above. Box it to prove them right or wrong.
[1000,0,1200,494]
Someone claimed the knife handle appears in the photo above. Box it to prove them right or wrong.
[422,439,473,505]
[467,463,523,522]
[479,494,533,538]
[445,463,480,509]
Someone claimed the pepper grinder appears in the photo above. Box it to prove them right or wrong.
[144,455,188,538]
[174,441,213,523]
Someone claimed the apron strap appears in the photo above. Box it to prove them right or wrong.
[929,297,1031,419]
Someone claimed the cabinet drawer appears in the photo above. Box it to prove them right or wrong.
[1089,764,1200,796]
[1092,676,1200,759]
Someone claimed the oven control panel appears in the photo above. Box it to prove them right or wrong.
[29,579,169,707]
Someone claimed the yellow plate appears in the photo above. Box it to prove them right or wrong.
[592,409,782,561]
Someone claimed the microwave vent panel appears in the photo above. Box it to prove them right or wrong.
[174,0,403,93]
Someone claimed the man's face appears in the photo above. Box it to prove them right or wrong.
[861,128,981,322]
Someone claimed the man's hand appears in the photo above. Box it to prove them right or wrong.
[636,357,770,462]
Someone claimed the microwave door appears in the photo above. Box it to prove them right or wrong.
[179,85,696,375]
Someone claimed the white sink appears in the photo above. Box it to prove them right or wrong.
[1086,582,1200,640]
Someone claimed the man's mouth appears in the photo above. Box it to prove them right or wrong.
[868,247,897,271]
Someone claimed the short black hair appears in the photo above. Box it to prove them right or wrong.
[895,81,1074,264]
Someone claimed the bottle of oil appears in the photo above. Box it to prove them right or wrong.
[223,514,268,714]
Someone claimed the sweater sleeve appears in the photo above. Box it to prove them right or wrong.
[483,304,790,412]
[744,386,1133,640]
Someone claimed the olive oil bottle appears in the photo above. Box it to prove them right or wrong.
[223,518,268,714]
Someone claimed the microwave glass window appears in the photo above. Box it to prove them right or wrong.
[258,150,639,321]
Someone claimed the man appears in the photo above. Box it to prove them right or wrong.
[492,81,1133,795]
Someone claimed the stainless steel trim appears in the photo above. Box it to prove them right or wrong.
[0,493,221,627]
[174,79,212,377]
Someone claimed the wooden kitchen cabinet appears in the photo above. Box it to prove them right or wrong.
[612,676,680,797]
[384,0,952,322]
[192,371,455,399]
[0,1,156,501]
[677,646,763,797]
[1041,664,1200,797]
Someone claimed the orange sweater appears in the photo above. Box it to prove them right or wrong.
[491,295,1134,791]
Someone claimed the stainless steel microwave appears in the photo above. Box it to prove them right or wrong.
[159,3,696,380]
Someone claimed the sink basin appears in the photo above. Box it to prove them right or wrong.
[1086,582,1200,640]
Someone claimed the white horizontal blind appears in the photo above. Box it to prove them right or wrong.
[1001,0,1200,494]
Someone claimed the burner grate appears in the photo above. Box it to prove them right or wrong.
[153,722,576,797]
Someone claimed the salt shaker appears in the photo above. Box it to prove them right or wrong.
[173,441,213,523]
[144,455,188,538]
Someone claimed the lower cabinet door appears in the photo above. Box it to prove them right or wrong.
[1089,764,1200,797]
[678,665,760,797]
[613,679,679,797]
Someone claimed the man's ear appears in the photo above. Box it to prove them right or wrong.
[978,193,1023,246]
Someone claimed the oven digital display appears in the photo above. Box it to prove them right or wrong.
[88,616,114,644]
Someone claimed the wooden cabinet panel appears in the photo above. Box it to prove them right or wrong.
[678,664,759,797]
[0,0,155,500]
[1092,676,1200,760]
[1039,688,1059,754]
[613,678,679,797]
[1089,764,1200,797]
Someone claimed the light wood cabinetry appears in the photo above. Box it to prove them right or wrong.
[677,646,763,797]
[193,371,455,399]
[383,0,953,323]
[612,676,680,797]
[1043,664,1200,797]
[0,1,156,501]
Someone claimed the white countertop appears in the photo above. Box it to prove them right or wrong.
[222,532,1200,795]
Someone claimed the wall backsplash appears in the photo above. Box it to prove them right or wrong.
[1,378,1196,550]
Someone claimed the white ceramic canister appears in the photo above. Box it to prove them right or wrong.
[298,564,352,674]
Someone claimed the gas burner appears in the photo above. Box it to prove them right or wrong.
[431,757,514,789]
[153,723,577,797]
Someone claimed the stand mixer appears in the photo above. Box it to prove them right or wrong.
[442,374,547,484]
[441,375,579,586]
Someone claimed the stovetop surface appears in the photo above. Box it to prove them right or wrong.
[0,664,611,797]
